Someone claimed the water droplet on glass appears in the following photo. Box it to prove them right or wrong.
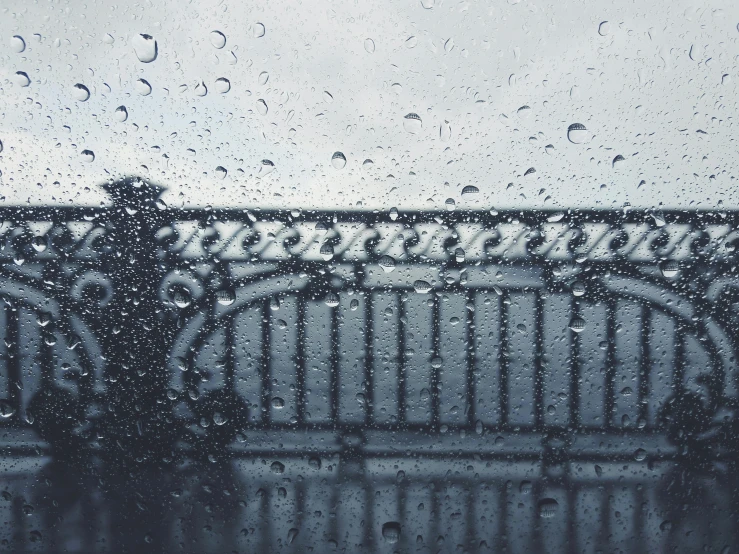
[389,207,399,220]
[517,105,532,119]
[569,317,585,332]
[571,281,585,296]
[414,280,432,294]
[156,198,168,210]
[0,140,3,153]
[323,90,334,103]
[270,461,285,474]
[661,260,679,278]
[0,400,16,419]
[31,236,47,252]
[548,212,565,222]
[320,243,334,260]
[133,33,157,63]
[258,159,275,177]
[210,31,226,49]
[256,99,268,115]
[258,71,269,85]
[72,83,90,102]
[173,289,191,309]
[406,36,418,48]
[445,198,456,211]
[271,397,285,409]
[252,23,266,38]
[14,71,30,87]
[331,152,346,169]
[420,0,435,8]
[612,154,625,168]
[287,528,299,545]
[598,21,611,36]
[403,113,423,134]
[594,464,603,477]
[659,520,672,532]
[537,498,559,518]
[475,420,483,435]
[545,144,555,155]
[115,106,128,122]
[214,77,231,93]
[81,150,95,163]
[382,522,401,544]
[634,448,647,461]
[135,78,152,96]
[364,38,375,53]
[567,123,589,144]
[194,81,207,97]
[461,185,479,195]
[270,297,281,311]
[216,289,235,306]
[324,292,340,308]
[440,120,452,142]
[10,35,25,53]
[524,167,536,176]
[519,480,532,494]
[215,166,227,179]
[454,248,465,263]
[350,299,359,310]
[651,211,666,227]
[431,356,442,369]
[378,255,397,272]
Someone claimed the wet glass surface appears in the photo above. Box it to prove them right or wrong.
[0,183,737,552]
[2,1,739,552]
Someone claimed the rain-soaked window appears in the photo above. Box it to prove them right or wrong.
[1,1,738,553]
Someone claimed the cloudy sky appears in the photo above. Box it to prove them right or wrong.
[1,0,738,210]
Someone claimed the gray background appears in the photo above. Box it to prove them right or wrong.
[1,0,737,209]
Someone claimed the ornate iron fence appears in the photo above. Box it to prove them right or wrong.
[0,178,738,551]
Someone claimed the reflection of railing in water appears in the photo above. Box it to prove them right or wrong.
[1,456,737,553]
[0,178,738,551]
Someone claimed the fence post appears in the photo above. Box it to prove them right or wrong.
[97,178,177,467]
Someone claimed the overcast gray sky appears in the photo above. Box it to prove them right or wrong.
[1,0,738,210]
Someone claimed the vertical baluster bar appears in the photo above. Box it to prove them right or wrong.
[329,300,339,426]
[466,290,476,428]
[638,306,652,424]
[397,293,406,426]
[533,290,544,430]
[500,294,510,428]
[261,298,272,425]
[429,294,441,428]
[296,295,306,425]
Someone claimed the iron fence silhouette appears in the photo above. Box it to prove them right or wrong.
[0,178,737,552]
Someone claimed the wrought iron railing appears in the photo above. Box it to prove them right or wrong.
[0,178,737,552]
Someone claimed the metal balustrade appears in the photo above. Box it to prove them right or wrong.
[0,178,737,552]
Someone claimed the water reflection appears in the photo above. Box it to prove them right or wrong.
[0,452,734,552]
